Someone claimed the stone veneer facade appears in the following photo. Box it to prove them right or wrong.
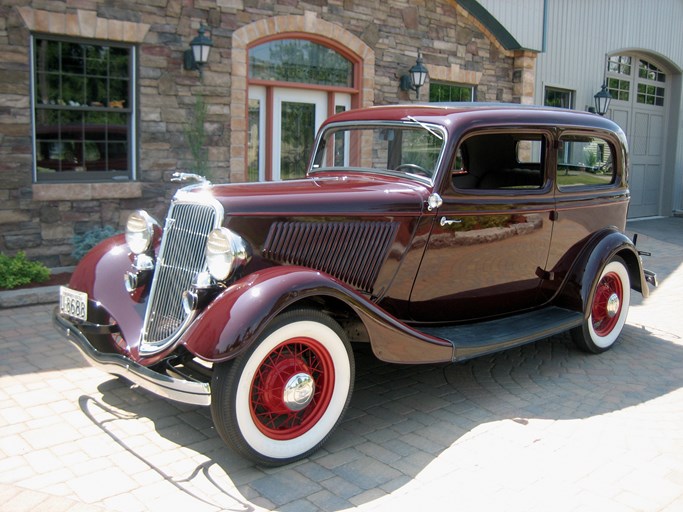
[0,0,535,267]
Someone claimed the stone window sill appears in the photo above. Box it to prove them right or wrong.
[32,182,143,201]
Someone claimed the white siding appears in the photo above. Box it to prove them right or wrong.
[536,1,682,106]
[477,0,545,51]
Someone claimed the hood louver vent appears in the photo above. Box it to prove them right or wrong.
[263,221,398,293]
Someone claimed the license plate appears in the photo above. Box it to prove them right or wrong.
[60,287,88,322]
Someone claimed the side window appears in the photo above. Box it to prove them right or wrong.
[452,133,546,191]
[32,37,135,183]
[557,134,616,189]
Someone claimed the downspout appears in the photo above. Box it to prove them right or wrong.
[542,0,548,53]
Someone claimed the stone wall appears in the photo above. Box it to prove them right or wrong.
[0,0,532,267]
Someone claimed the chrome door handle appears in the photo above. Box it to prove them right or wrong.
[440,217,462,226]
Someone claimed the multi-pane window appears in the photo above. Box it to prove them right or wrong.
[606,77,630,102]
[637,83,665,106]
[429,83,474,102]
[607,55,632,76]
[638,60,666,83]
[32,37,135,182]
[249,39,353,87]
[636,60,666,106]
[606,54,667,107]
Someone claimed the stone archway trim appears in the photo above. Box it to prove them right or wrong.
[230,11,375,182]
[16,7,150,42]
[427,64,483,86]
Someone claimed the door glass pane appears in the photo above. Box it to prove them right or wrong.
[248,98,261,182]
[607,55,632,75]
[638,60,665,83]
[280,101,315,180]
[637,83,665,106]
[334,104,347,167]
[607,77,630,101]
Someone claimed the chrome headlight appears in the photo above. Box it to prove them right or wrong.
[205,227,248,281]
[125,210,155,255]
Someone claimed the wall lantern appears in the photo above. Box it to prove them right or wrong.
[400,50,429,100]
[183,25,213,79]
[594,82,612,116]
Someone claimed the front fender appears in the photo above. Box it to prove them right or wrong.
[180,267,332,362]
[556,228,648,314]
[180,266,454,364]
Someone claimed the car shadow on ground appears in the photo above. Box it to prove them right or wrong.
[79,320,683,511]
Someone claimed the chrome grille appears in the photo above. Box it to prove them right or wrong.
[263,221,398,293]
[141,198,221,350]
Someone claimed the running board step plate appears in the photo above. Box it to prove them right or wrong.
[420,307,584,362]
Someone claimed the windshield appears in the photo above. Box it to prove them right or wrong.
[310,122,447,182]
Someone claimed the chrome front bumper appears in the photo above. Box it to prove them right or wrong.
[53,308,211,406]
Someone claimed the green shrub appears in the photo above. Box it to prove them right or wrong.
[0,252,51,290]
[72,225,118,262]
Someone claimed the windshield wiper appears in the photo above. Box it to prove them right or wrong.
[405,115,443,140]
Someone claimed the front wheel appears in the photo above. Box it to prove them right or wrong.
[571,256,631,353]
[210,309,354,466]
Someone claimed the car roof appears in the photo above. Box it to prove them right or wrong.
[322,103,623,136]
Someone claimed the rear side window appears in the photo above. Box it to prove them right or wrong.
[557,134,616,189]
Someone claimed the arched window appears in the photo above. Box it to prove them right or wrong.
[607,54,667,106]
[249,39,353,87]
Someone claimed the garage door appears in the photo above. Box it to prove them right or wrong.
[606,55,668,218]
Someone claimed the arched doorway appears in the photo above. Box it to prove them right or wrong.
[230,14,375,183]
[606,53,670,217]
[247,38,356,181]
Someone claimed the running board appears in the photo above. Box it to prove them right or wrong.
[420,307,584,363]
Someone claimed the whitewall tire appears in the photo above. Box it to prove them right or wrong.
[572,257,630,353]
[211,308,354,465]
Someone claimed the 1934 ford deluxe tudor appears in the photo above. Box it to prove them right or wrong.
[55,104,656,465]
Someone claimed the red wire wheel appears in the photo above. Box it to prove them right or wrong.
[210,309,354,466]
[249,336,335,440]
[571,257,631,353]
[590,271,624,337]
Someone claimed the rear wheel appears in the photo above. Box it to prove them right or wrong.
[571,257,630,353]
[210,308,354,466]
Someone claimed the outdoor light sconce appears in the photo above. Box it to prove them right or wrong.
[594,82,612,116]
[183,25,213,79]
[400,50,429,100]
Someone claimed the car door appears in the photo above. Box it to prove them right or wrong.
[410,129,556,322]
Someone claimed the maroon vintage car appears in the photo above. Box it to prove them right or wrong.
[55,104,656,465]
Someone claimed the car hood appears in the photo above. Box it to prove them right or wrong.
[178,173,431,216]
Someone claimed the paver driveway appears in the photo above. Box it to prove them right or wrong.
[1,218,682,511]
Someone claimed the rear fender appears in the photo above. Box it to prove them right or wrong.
[555,229,648,315]
[181,266,453,364]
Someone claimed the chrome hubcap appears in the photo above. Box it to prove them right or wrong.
[283,373,315,411]
[606,292,620,318]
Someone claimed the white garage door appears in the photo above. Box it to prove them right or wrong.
[606,55,668,218]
